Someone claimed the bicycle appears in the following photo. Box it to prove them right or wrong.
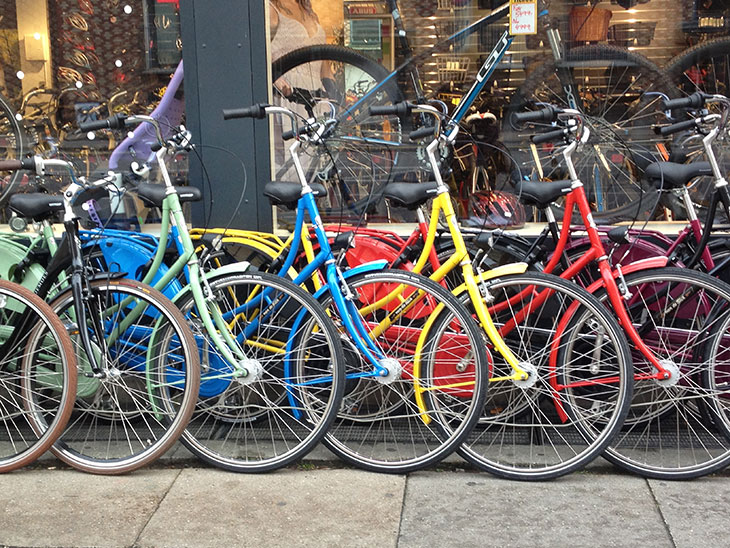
[0,156,202,474]
[0,276,77,473]
[476,104,730,479]
[78,111,491,474]
[4,119,348,474]
[221,101,635,480]
[270,0,675,223]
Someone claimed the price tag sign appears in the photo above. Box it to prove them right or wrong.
[510,0,537,35]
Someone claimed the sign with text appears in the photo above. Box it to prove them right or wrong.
[510,0,537,35]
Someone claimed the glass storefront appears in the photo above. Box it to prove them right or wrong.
[269,0,730,228]
[0,1,728,229]
[0,0,182,225]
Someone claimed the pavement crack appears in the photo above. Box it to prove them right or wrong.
[395,474,408,548]
[645,478,677,548]
[132,467,184,548]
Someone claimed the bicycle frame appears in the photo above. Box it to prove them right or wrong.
[518,122,671,380]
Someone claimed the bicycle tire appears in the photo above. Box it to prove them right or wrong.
[502,44,674,223]
[317,268,489,473]
[593,267,730,479]
[0,280,77,472]
[457,272,633,480]
[46,278,201,474]
[272,45,405,222]
[175,271,345,473]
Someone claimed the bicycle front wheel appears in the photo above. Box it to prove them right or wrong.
[318,269,489,473]
[0,280,77,472]
[458,272,633,480]
[47,278,201,474]
[176,271,345,473]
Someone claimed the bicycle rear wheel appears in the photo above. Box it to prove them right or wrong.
[318,268,489,473]
[0,280,76,472]
[272,45,405,222]
[47,278,200,474]
[595,267,730,479]
[176,271,345,472]
[458,272,633,480]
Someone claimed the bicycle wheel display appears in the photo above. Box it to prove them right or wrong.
[664,37,730,220]
[46,278,200,474]
[272,45,405,221]
[503,45,675,222]
[0,92,28,206]
[0,280,77,472]
[318,269,489,473]
[458,272,633,480]
[176,271,345,473]
[593,267,730,479]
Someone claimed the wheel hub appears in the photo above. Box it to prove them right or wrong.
[235,359,264,385]
[653,359,681,387]
[512,362,539,389]
[375,358,404,385]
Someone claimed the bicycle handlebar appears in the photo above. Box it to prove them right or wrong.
[661,92,708,111]
[531,128,570,145]
[0,158,35,172]
[79,113,129,132]
[656,118,700,136]
[368,102,416,117]
[222,104,269,120]
[514,105,562,124]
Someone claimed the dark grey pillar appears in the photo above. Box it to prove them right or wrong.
[180,0,272,230]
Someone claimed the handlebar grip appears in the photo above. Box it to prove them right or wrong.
[531,128,568,144]
[661,92,706,111]
[79,113,128,132]
[222,104,269,120]
[656,118,699,136]
[369,102,414,117]
[514,105,561,124]
[408,126,436,141]
[0,160,24,171]
[282,123,318,141]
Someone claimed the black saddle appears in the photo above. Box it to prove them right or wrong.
[263,181,326,210]
[644,162,713,190]
[136,183,203,208]
[513,180,573,209]
[382,182,439,210]
[9,193,65,221]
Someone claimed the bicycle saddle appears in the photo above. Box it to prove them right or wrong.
[263,181,326,210]
[136,182,203,208]
[382,181,439,210]
[513,180,573,209]
[644,162,713,190]
[8,193,65,221]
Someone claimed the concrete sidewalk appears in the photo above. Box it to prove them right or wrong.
[1,455,727,548]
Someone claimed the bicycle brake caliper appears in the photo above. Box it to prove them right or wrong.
[616,264,632,301]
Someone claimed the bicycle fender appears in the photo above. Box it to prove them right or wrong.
[311,260,388,299]
[584,256,670,294]
[83,235,182,299]
[0,237,46,292]
[170,261,252,305]
[449,262,529,298]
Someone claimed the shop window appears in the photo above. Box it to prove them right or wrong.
[267,0,730,230]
